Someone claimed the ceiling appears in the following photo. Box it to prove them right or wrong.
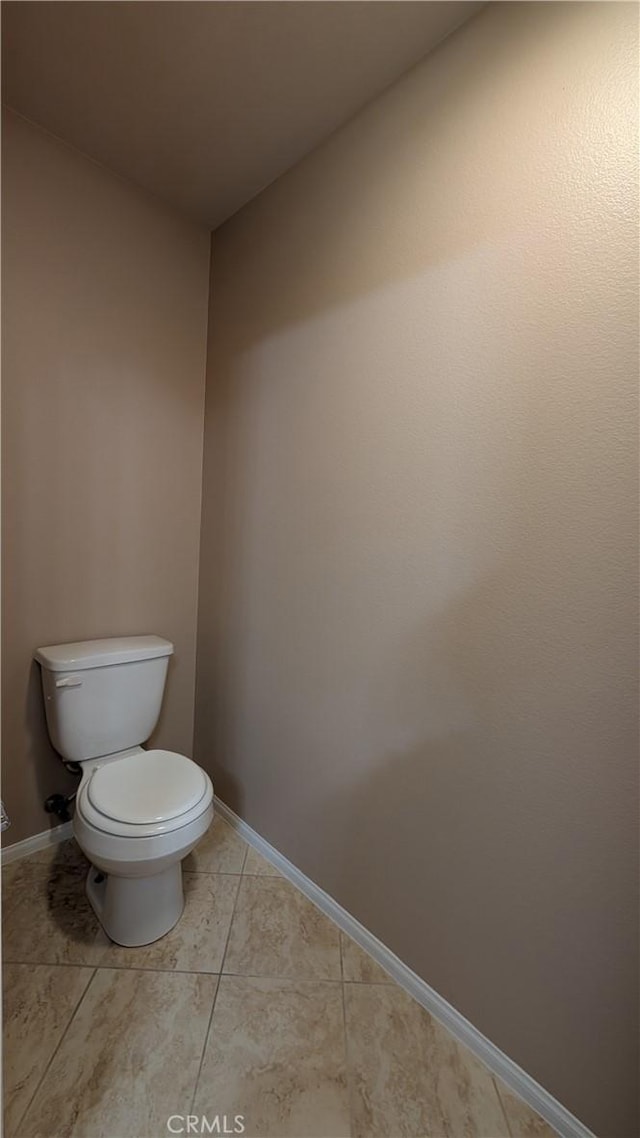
[2,1,483,229]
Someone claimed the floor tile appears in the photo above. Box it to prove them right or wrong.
[340,932,392,984]
[4,837,89,877]
[2,857,109,966]
[3,854,238,972]
[103,872,239,972]
[495,1080,559,1137]
[3,962,94,1138]
[243,845,282,876]
[223,876,341,980]
[344,982,508,1138]
[2,845,560,1138]
[194,975,350,1137]
[184,815,248,874]
[19,968,218,1138]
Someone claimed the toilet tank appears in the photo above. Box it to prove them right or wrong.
[34,636,174,763]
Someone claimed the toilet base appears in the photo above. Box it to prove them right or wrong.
[86,862,184,946]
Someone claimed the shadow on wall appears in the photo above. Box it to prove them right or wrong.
[198,463,637,1138]
[212,2,637,352]
[196,0,639,817]
[24,660,79,834]
[200,542,638,1133]
[193,3,639,1132]
[281,569,638,1135]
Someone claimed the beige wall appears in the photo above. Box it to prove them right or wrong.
[195,4,639,1134]
[2,109,210,844]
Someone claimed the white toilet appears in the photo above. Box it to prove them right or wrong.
[35,635,214,947]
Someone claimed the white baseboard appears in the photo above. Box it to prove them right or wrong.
[215,796,593,1138]
[1,820,73,866]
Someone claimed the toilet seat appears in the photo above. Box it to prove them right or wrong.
[77,749,213,839]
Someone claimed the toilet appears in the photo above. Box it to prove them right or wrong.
[34,635,213,947]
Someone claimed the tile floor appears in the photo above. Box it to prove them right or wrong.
[2,816,557,1138]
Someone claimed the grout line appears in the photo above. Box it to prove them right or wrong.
[186,868,243,877]
[340,954,356,1138]
[215,870,243,979]
[189,871,243,1112]
[187,868,282,877]
[184,868,246,878]
[188,980,220,1116]
[220,967,344,982]
[1,957,216,974]
[493,1075,515,1138]
[56,962,224,980]
[237,869,280,877]
[10,966,98,1133]
[3,958,383,983]
[5,851,278,882]
[6,855,250,879]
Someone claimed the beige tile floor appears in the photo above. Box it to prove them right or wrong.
[2,816,557,1138]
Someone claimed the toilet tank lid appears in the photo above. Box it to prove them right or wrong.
[34,635,174,672]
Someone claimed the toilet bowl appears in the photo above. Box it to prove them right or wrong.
[35,636,214,947]
[74,747,213,945]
